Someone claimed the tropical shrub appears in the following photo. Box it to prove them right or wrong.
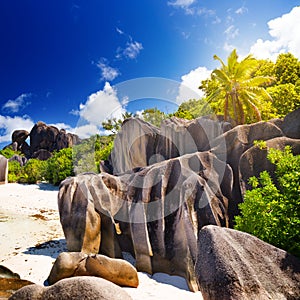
[7,160,22,183]
[235,146,300,257]
[45,148,74,185]
[22,159,47,184]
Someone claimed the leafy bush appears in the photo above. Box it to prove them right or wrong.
[73,135,114,174]
[0,147,20,159]
[235,146,300,257]
[22,159,47,184]
[8,160,22,183]
[45,148,74,185]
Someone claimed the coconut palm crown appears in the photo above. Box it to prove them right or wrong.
[206,49,274,125]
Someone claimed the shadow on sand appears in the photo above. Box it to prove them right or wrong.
[23,239,67,259]
[37,182,59,192]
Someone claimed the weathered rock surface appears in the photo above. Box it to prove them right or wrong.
[0,155,8,184]
[58,151,232,291]
[47,252,139,288]
[195,225,300,300]
[281,108,300,139]
[31,149,52,161]
[109,117,231,174]
[239,137,300,193]
[9,276,132,300]
[0,265,20,279]
[28,121,79,157]
[110,118,160,174]
[209,121,283,224]
[12,130,29,147]
[8,155,27,168]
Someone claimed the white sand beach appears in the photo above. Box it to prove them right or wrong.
[0,183,203,299]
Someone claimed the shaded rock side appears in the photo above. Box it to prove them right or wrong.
[239,137,300,194]
[110,118,160,174]
[9,276,132,300]
[0,155,8,184]
[47,252,139,288]
[109,117,231,175]
[209,121,283,224]
[281,108,300,139]
[158,116,231,159]
[29,121,79,156]
[195,225,300,300]
[58,151,233,292]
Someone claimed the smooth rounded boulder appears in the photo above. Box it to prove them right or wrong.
[47,252,139,288]
[0,155,8,184]
[195,225,300,300]
[9,276,133,300]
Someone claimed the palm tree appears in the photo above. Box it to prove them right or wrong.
[205,49,274,125]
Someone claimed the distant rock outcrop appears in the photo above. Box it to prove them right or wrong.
[8,276,133,300]
[0,155,8,184]
[47,252,139,288]
[4,121,80,162]
[195,225,300,300]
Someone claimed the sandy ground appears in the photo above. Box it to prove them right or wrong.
[0,183,203,299]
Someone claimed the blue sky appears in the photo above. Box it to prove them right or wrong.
[0,0,300,148]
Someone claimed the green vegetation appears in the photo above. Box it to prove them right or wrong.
[5,133,115,185]
[73,134,114,174]
[44,148,74,185]
[235,146,300,257]
[200,49,274,125]
[196,51,300,124]
[0,147,21,159]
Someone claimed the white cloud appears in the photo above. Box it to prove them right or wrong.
[78,82,126,127]
[123,41,143,59]
[97,59,120,81]
[73,124,99,139]
[0,115,34,143]
[235,6,248,15]
[250,6,300,60]
[168,0,195,8]
[176,66,211,104]
[116,27,124,35]
[116,39,143,60]
[224,25,239,39]
[2,93,32,113]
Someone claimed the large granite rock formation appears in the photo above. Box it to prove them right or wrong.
[208,121,283,224]
[109,117,231,174]
[4,122,80,162]
[58,151,232,291]
[195,225,300,300]
[0,154,8,184]
[47,252,139,287]
[8,276,132,300]
[29,121,80,156]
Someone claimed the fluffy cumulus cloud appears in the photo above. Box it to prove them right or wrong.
[176,66,211,104]
[2,93,32,113]
[74,82,126,138]
[250,6,300,60]
[97,59,120,81]
[0,115,34,143]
